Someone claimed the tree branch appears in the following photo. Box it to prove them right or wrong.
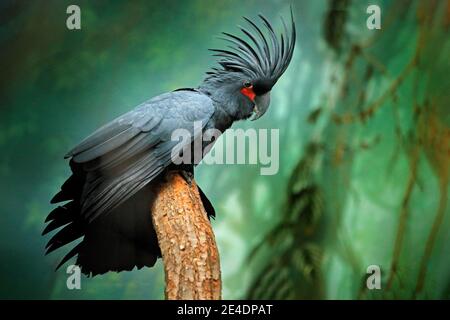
[151,172,221,300]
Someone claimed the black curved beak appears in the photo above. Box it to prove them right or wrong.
[250,92,271,121]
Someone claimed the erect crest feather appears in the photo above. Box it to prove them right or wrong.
[206,7,296,83]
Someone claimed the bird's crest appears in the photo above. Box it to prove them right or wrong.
[207,8,296,83]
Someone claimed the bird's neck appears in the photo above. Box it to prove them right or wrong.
[210,105,235,132]
[198,84,237,125]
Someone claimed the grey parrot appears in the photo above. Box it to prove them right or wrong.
[43,11,296,276]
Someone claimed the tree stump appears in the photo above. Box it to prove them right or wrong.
[151,172,221,300]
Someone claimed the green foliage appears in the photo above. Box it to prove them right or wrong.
[245,0,450,300]
[247,142,325,299]
[0,0,448,299]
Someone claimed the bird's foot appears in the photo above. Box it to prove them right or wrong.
[180,170,194,185]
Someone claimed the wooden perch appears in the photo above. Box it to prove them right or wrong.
[151,172,221,300]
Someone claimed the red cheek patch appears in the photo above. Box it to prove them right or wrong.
[240,87,256,102]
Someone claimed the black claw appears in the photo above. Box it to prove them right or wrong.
[180,170,194,185]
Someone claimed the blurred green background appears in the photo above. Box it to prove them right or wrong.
[0,0,449,299]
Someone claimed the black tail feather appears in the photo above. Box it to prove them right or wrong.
[55,242,83,270]
[44,166,216,276]
[198,185,216,219]
[45,220,84,255]
[42,203,77,234]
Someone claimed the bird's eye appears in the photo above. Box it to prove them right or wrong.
[243,81,252,88]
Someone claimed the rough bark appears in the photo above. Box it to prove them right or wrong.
[151,171,221,300]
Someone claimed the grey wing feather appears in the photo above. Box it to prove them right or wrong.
[65,112,135,159]
[66,91,215,222]
[66,107,163,162]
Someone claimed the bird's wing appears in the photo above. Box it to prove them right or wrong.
[65,90,215,222]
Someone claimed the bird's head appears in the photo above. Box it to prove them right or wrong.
[200,9,296,121]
